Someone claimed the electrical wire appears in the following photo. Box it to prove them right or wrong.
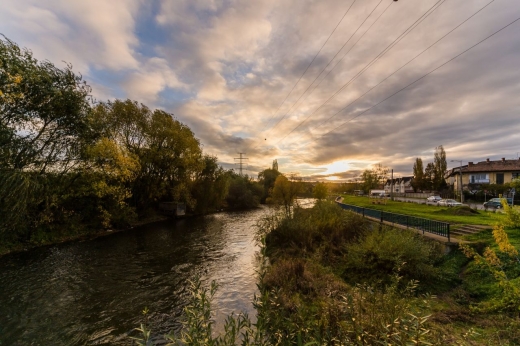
[309,0,495,136]
[266,0,386,133]
[316,14,520,142]
[274,0,447,144]
[260,0,357,133]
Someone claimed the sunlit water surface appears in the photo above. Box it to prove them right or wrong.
[0,206,276,345]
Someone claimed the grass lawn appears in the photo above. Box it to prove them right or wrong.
[463,226,520,248]
[340,195,505,226]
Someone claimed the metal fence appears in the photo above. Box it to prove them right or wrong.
[335,202,450,242]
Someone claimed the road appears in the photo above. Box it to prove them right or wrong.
[392,197,492,211]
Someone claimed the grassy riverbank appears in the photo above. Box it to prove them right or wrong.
[255,201,520,345]
[340,195,505,226]
[0,212,170,257]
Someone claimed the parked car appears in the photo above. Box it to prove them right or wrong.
[483,198,512,209]
[438,199,463,207]
[426,196,442,203]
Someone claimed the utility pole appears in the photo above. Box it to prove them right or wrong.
[390,169,394,201]
[234,153,249,176]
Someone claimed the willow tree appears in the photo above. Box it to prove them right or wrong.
[0,36,91,239]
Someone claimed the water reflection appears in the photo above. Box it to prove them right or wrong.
[0,206,271,345]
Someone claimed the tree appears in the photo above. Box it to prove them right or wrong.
[411,158,424,192]
[89,100,203,212]
[0,36,91,173]
[270,175,302,216]
[360,163,389,193]
[258,168,281,203]
[191,155,230,214]
[423,163,435,191]
[225,173,262,210]
[1,36,92,238]
[433,145,447,190]
[313,182,328,200]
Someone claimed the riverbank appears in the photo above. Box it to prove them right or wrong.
[0,203,271,258]
[0,213,170,257]
[256,201,520,345]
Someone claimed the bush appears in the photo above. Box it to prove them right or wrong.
[341,226,444,288]
[263,201,370,257]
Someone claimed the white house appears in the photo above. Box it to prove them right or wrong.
[384,176,414,194]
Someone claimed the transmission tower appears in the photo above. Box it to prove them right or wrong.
[234,153,249,176]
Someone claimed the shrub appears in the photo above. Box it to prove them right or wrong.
[263,201,370,257]
[461,224,520,314]
[501,200,520,228]
[341,226,444,288]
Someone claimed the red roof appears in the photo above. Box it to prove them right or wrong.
[447,158,520,176]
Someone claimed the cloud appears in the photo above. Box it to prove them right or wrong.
[124,57,187,103]
[0,0,141,72]
[3,0,520,178]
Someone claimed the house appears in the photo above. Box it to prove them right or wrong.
[384,176,414,194]
[446,158,520,191]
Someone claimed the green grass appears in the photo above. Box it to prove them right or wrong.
[340,195,505,226]
[463,227,520,249]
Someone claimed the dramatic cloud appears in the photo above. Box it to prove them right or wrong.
[2,0,520,180]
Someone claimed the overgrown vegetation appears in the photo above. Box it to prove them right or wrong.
[256,201,520,345]
[131,200,520,345]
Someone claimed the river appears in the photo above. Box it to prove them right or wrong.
[0,206,272,345]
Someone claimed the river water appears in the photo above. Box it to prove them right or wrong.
[0,206,271,345]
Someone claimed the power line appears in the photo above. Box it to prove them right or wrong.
[266,0,387,133]
[282,0,394,126]
[260,0,357,133]
[274,0,447,144]
[308,0,495,136]
[316,14,520,141]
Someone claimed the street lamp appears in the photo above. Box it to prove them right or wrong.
[451,160,463,203]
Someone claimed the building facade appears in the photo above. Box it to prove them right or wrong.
[446,158,520,191]
[384,176,414,194]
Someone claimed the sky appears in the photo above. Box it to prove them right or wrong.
[1,0,520,181]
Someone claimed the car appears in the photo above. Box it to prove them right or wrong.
[483,198,512,209]
[426,196,442,203]
[438,199,463,207]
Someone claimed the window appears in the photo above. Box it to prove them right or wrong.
[470,173,489,183]
[513,172,520,179]
[497,173,504,184]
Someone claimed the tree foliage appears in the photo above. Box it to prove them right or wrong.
[1,36,92,241]
[0,37,259,251]
[361,163,388,193]
[225,173,262,210]
[89,100,204,212]
[433,145,447,190]
[411,158,424,192]
[313,182,328,200]
[269,175,302,216]
[258,167,281,203]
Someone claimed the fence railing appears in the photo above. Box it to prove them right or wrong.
[335,202,450,242]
